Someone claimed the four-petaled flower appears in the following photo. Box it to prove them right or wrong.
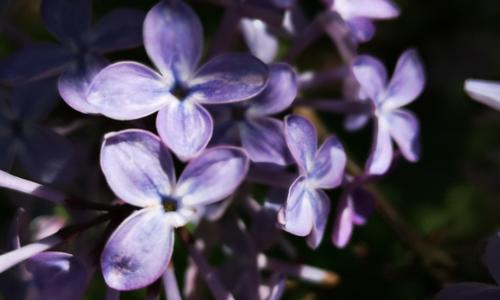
[99,129,249,290]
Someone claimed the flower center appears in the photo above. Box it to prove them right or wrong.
[172,84,190,100]
[162,199,178,212]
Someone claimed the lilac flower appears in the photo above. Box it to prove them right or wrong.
[465,79,500,111]
[435,231,500,300]
[240,18,279,63]
[325,0,400,42]
[0,80,72,183]
[279,115,347,248]
[0,0,144,114]
[99,129,249,290]
[352,49,425,175]
[87,0,269,161]
[213,63,297,165]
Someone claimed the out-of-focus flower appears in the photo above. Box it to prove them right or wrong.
[352,49,425,175]
[99,129,249,290]
[465,79,500,111]
[0,0,145,114]
[87,0,269,161]
[279,115,347,248]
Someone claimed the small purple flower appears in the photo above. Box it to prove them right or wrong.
[87,0,269,161]
[279,115,347,248]
[99,129,249,290]
[465,79,500,111]
[352,49,425,175]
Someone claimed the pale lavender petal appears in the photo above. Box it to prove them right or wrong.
[331,194,353,248]
[334,0,400,20]
[435,283,500,300]
[100,129,175,208]
[344,114,370,131]
[484,231,500,285]
[90,9,145,53]
[0,44,71,84]
[101,207,174,291]
[384,49,425,109]
[281,176,314,237]
[41,0,91,43]
[31,215,66,240]
[246,63,297,116]
[306,189,330,249]
[26,252,87,300]
[309,135,347,189]
[239,117,291,165]
[143,0,203,81]
[0,235,62,272]
[187,53,269,104]
[240,18,278,64]
[58,55,107,114]
[365,119,393,175]
[87,62,173,120]
[284,115,317,173]
[386,109,420,162]
[352,55,387,104]
[156,100,213,161]
[175,146,249,207]
[465,79,500,111]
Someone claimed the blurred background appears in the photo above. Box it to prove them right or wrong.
[1,0,500,299]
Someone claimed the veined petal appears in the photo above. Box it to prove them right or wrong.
[143,0,203,82]
[87,62,173,120]
[386,109,420,162]
[175,146,249,207]
[41,0,91,44]
[334,0,400,20]
[365,118,393,175]
[246,63,297,117]
[435,283,500,300]
[384,49,425,109]
[352,55,387,104]
[284,115,318,174]
[465,79,500,111]
[90,9,145,53]
[100,129,176,208]
[281,176,314,237]
[58,55,107,114]
[306,189,330,249]
[187,53,269,104]
[240,18,278,64]
[101,207,174,291]
[484,231,500,285]
[331,193,354,248]
[239,117,292,166]
[156,100,213,161]
[310,135,347,189]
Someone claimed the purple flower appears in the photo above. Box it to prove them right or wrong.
[87,0,269,161]
[465,79,500,111]
[0,0,145,114]
[279,115,347,248]
[213,63,297,165]
[435,231,500,300]
[99,129,249,290]
[352,49,425,175]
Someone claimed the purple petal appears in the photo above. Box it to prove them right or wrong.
[175,146,249,207]
[435,283,500,300]
[384,49,425,109]
[143,0,203,82]
[26,252,87,300]
[18,126,72,183]
[309,135,347,189]
[352,55,387,104]
[87,62,173,120]
[187,53,269,104]
[331,194,353,248]
[246,63,297,116]
[344,113,370,131]
[334,0,400,20]
[239,117,291,165]
[58,55,107,114]
[347,18,375,42]
[306,189,330,249]
[365,119,393,175]
[90,9,145,53]
[10,78,59,121]
[41,0,91,43]
[484,231,500,285]
[100,129,175,208]
[284,115,318,173]
[386,109,420,162]
[101,207,174,291]
[281,176,314,237]
[351,187,375,225]
[465,79,500,111]
[0,44,71,84]
[240,18,278,64]
[156,100,213,161]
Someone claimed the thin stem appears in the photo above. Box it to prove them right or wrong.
[299,66,349,90]
[177,227,235,300]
